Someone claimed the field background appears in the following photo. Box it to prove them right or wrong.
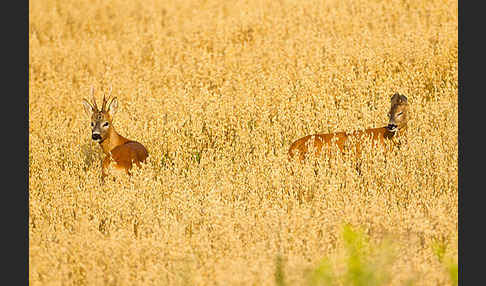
[29,0,457,285]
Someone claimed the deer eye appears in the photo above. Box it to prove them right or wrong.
[103,122,109,127]
[90,122,94,127]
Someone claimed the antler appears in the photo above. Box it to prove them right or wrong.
[90,85,99,112]
[101,85,113,112]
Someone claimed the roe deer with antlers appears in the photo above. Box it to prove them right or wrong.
[288,93,409,161]
[82,87,149,180]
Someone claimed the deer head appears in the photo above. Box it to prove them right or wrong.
[82,86,118,143]
[387,93,409,133]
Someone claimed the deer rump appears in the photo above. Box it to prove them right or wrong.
[106,141,148,172]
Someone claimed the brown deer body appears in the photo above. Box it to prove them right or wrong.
[288,93,409,161]
[82,87,148,180]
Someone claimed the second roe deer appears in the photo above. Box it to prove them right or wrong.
[288,93,409,161]
[82,86,149,180]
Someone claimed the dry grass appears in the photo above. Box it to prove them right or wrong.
[29,0,457,285]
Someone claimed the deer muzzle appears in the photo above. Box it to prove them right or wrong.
[92,133,102,141]
[387,124,398,132]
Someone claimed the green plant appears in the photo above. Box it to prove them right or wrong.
[306,225,395,286]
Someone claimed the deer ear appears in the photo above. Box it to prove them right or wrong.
[82,99,94,117]
[391,93,408,105]
[107,97,118,117]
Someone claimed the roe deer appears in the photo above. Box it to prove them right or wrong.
[288,93,409,161]
[82,86,149,180]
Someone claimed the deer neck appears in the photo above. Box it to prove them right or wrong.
[383,125,408,147]
[383,127,396,139]
[396,125,408,144]
[99,127,129,156]
[395,125,408,138]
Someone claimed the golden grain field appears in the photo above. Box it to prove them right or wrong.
[29,0,458,285]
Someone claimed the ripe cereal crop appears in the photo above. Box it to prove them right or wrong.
[29,0,457,285]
